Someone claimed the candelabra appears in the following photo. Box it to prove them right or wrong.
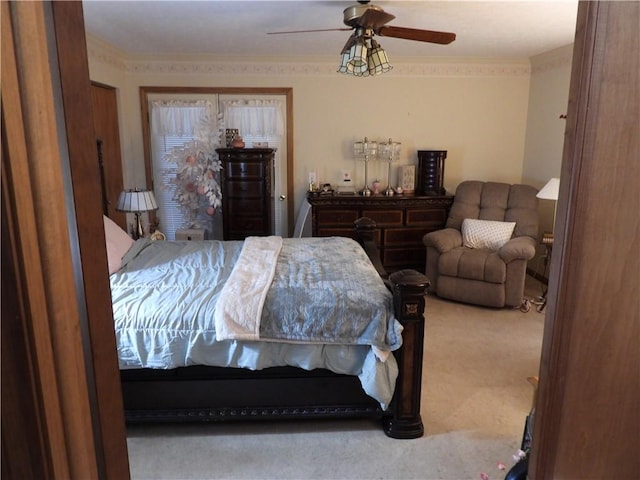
[354,137,378,196]
[380,138,401,196]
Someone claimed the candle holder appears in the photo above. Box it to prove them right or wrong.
[354,137,378,196]
[380,138,401,196]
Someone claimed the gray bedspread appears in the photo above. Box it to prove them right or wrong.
[110,236,403,408]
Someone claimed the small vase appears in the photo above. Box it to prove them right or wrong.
[231,136,245,148]
[372,181,381,195]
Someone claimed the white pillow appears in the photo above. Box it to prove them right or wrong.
[461,219,516,251]
[103,215,134,274]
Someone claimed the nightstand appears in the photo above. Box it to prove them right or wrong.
[175,228,205,241]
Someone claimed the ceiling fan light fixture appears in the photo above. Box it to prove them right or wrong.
[346,36,369,75]
[367,39,392,76]
[337,50,354,74]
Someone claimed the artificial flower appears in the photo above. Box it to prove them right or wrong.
[163,112,225,229]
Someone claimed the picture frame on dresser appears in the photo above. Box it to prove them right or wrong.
[400,165,416,194]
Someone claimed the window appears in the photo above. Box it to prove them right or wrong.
[141,88,292,239]
[149,98,221,240]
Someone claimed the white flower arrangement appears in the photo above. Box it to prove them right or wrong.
[163,112,225,229]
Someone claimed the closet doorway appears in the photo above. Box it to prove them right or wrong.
[91,82,125,229]
[140,87,293,239]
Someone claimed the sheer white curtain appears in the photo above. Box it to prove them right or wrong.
[151,100,213,136]
[222,100,284,137]
[222,99,286,235]
[149,99,221,240]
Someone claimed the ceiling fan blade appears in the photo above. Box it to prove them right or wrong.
[355,8,395,30]
[267,27,352,35]
[377,26,456,45]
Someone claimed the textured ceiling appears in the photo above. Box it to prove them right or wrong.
[82,0,579,60]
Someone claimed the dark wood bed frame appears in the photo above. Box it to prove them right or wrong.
[120,218,430,439]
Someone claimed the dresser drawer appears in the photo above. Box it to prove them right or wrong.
[406,208,449,227]
[226,162,263,178]
[226,198,264,213]
[361,209,403,226]
[226,180,264,198]
[384,227,428,246]
[226,216,266,233]
[317,227,357,239]
[308,193,452,273]
[383,246,426,268]
[316,209,359,226]
[317,227,380,244]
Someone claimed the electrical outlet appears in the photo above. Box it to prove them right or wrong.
[308,171,317,184]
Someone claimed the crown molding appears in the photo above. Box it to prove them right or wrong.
[87,36,531,78]
[121,59,530,77]
[86,34,127,71]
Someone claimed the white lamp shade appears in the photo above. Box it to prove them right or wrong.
[380,138,401,160]
[364,139,377,157]
[116,189,158,213]
[536,178,560,200]
[354,137,378,159]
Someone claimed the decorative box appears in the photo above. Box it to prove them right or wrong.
[417,150,447,195]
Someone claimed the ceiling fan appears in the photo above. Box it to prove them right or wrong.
[268,1,456,76]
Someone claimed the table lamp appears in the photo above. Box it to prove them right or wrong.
[353,137,378,196]
[537,177,560,241]
[380,138,401,196]
[116,189,158,239]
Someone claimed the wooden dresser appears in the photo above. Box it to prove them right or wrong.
[307,193,454,273]
[216,148,275,240]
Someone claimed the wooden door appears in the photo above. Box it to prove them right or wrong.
[1,1,130,478]
[91,82,126,229]
[1,177,51,479]
[530,2,640,478]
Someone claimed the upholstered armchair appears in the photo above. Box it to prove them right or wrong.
[423,181,539,308]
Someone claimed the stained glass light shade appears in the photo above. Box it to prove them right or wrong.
[367,39,393,76]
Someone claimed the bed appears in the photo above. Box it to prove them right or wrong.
[106,216,429,439]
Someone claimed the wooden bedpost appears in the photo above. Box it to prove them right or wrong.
[385,269,429,439]
[354,217,429,439]
[354,217,387,278]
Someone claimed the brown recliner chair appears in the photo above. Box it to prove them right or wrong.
[423,181,539,308]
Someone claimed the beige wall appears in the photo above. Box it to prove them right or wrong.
[87,35,571,243]
[522,44,573,235]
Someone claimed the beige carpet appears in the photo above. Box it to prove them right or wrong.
[126,280,545,480]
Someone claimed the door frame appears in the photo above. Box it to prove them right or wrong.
[4,1,637,478]
[2,1,130,477]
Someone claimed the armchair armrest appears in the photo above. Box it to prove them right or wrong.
[498,236,537,263]
[423,228,462,254]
